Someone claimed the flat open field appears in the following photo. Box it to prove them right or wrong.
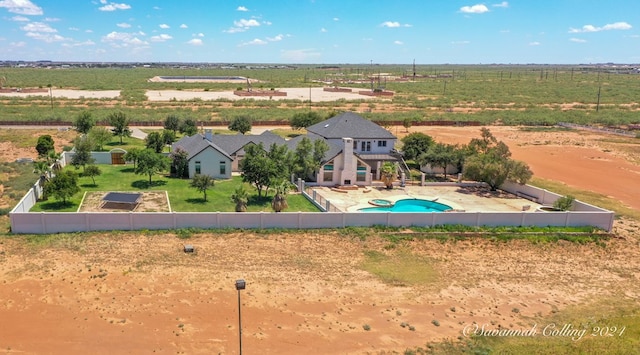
[1,124,639,353]
[0,230,639,354]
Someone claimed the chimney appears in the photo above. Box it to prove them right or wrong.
[204,128,213,142]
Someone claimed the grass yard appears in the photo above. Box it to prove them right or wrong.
[30,164,320,213]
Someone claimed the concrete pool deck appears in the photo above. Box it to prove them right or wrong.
[312,184,542,212]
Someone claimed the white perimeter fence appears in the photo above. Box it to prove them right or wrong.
[9,152,614,234]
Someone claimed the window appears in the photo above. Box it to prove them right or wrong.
[323,162,334,182]
[360,141,371,152]
[353,140,357,150]
[378,140,387,147]
[219,161,226,175]
[366,142,371,151]
[357,162,367,182]
[195,161,201,175]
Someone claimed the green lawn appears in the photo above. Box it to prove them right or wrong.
[30,164,320,213]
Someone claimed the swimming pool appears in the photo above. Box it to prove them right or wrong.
[359,198,452,212]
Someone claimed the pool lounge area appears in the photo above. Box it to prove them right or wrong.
[312,184,541,213]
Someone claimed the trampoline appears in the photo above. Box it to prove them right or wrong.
[101,192,143,211]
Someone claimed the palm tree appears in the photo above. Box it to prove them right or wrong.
[271,181,290,213]
[33,160,51,200]
[47,150,62,173]
[380,161,398,190]
[231,185,249,212]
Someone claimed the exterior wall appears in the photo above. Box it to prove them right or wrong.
[326,138,396,154]
[420,164,460,175]
[188,146,232,179]
[9,209,615,234]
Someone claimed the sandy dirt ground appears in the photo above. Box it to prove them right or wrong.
[146,87,380,102]
[0,231,639,354]
[0,125,639,354]
[0,88,379,102]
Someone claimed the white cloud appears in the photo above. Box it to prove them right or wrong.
[237,6,248,11]
[21,22,56,33]
[460,4,489,14]
[0,0,43,15]
[529,41,540,46]
[394,40,403,45]
[65,40,95,47]
[451,40,470,45]
[26,32,67,43]
[333,17,339,21]
[569,21,632,33]
[267,34,284,42]
[570,38,587,43]
[102,31,149,47]
[380,21,411,28]
[381,21,400,28]
[180,24,187,29]
[11,15,29,22]
[492,1,509,8]
[159,24,170,29]
[320,27,327,33]
[44,17,60,22]
[117,22,131,28]
[240,38,267,46]
[226,18,261,33]
[150,34,172,42]
[195,32,204,37]
[187,38,203,45]
[99,2,131,12]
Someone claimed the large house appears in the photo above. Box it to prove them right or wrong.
[171,112,401,186]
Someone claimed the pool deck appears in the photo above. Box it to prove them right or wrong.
[312,184,542,212]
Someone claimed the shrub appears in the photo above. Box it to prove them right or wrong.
[553,195,575,211]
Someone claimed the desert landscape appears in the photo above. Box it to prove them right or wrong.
[1,123,639,353]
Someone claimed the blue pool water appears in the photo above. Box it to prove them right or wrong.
[359,199,452,212]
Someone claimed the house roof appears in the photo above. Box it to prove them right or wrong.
[306,112,396,140]
[172,134,233,161]
[213,130,286,156]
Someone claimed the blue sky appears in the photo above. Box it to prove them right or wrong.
[0,0,638,64]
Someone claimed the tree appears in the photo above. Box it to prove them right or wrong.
[135,149,170,185]
[403,117,417,132]
[553,195,575,211]
[170,146,189,178]
[73,111,95,134]
[290,111,323,130]
[123,147,142,168]
[108,111,131,144]
[145,131,165,153]
[179,117,198,136]
[87,126,112,151]
[401,132,434,161]
[292,137,329,181]
[190,174,214,201]
[418,143,458,178]
[84,165,101,186]
[463,128,533,190]
[231,185,249,212]
[271,180,290,212]
[44,170,80,205]
[380,161,397,189]
[33,160,51,200]
[71,136,95,172]
[228,115,252,135]
[162,129,176,147]
[164,114,180,134]
[35,135,55,158]
[240,143,272,197]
